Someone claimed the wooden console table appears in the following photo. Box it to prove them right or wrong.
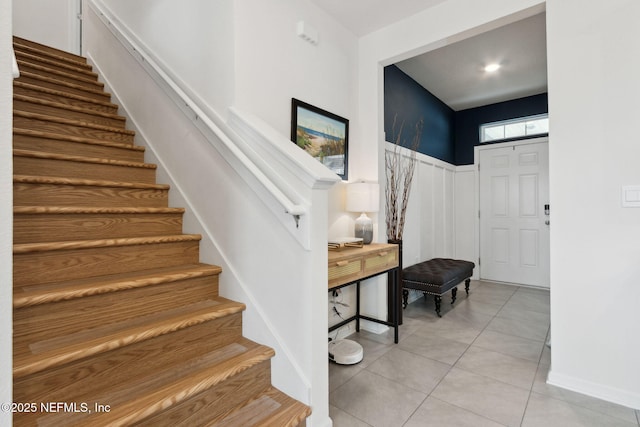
[328,243,400,343]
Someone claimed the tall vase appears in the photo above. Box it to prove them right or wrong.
[388,239,403,325]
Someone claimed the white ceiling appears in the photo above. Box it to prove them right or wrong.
[311,0,548,111]
[310,0,449,37]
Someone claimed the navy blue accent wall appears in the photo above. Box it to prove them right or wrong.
[454,93,548,165]
[383,65,548,166]
[384,65,455,164]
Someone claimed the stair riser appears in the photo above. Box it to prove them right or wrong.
[18,62,102,90]
[15,276,219,340]
[14,84,118,113]
[14,241,200,287]
[13,134,144,163]
[13,315,245,420]
[14,99,125,128]
[16,74,110,101]
[14,37,87,65]
[15,51,96,81]
[13,182,169,208]
[14,115,134,144]
[14,156,156,185]
[138,361,272,427]
[14,212,183,244]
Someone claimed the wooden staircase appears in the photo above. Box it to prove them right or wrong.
[12,36,311,427]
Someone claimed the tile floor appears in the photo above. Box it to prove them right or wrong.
[329,280,640,427]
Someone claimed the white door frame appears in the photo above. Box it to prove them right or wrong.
[473,136,550,285]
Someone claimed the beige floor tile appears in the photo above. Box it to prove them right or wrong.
[404,397,507,427]
[467,283,517,306]
[330,370,427,427]
[503,290,550,315]
[496,306,550,327]
[431,368,530,427]
[444,306,495,329]
[329,405,372,427]
[522,392,638,427]
[331,281,636,427]
[486,315,549,342]
[473,329,544,362]
[455,346,538,389]
[412,318,484,345]
[329,358,365,393]
[452,298,505,317]
[398,331,470,365]
[367,347,450,394]
[329,334,392,392]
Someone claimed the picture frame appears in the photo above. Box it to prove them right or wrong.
[291,98,349,180]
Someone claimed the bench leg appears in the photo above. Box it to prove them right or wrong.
[465,278,470,295]
[434,295,442,317]
[451,287,457,304]
[402,289,409,309]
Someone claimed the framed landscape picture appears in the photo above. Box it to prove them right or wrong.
[291,98,349,180]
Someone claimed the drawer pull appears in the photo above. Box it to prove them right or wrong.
[336,260,349,267]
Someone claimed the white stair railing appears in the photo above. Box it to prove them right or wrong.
[12,46,19,78]
[88,0,335,239]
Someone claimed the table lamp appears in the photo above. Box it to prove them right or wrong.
[346,182,379,244]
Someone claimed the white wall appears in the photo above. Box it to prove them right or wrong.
[546,0,640,408]
[98,0,234,118]
[233,0,357,151]
[12,0,81,54]
[1,0,14,423]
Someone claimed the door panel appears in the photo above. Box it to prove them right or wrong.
[479,141,549,287]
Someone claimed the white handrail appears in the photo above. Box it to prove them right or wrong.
[12,46,20,78]
[90,2,307,226]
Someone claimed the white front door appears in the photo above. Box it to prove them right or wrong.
[479,140,550,288]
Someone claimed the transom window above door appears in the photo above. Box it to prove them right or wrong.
[480,114,548,143]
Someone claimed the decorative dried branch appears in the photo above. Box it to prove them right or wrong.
[385,116,423,241]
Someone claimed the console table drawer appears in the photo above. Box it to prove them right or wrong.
[328,258,362,287]
[328,243,399,289]
[364,249,398,275]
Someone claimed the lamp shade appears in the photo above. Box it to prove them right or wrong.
[346,182,379,213]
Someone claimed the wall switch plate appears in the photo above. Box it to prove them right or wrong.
[622,185,640,207]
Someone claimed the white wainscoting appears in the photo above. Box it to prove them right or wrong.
[387,145,478,307]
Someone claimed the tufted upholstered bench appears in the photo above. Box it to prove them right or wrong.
[402,258,475,317]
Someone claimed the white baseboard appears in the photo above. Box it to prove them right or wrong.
[547,369,640,410]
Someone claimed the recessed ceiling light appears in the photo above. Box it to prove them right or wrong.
[484,63,501,73]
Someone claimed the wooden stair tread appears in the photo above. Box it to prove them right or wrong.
[16,70,111,99]
[14,81,118,110]
[14,297,247,378]
[14,262,218,308]
[13,233,201,254]
[13,128,144,152]
[14,110,134,135]
[17,58,102,86]
[13,174,169,190]
[14,206,185,215]
[212,387,312,427]
[14,94,125,122]
[14,36,88,65]
[13,148,156,170]
[15,50,97,76]
[31,339,273,427]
